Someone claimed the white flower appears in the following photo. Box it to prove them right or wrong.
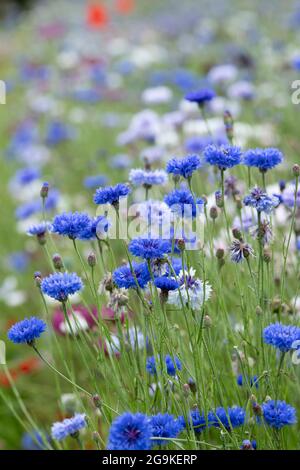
[142,86,173,105]
[168,268,212,310]
[126,327,146,350]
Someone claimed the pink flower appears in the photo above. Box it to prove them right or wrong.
[52,305,98,336]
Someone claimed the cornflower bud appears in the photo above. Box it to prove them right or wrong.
[52,253,63,271]
[88,252,97,268]
[40,182,49,199]
[293,164,300,177]
[209,206,218,220]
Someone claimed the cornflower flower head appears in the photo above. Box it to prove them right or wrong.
[243,148,283,172]
[146,354,182,377]
[164,188,204,218]
[185,88,216,106]
[51,413,87,441]
[178,410,207,434]
[11,167,40,187]
[83,174,108,189]
[168,267,212,310]
[129,169,168,187]
[154,276,179,292]
[27,221,52,239]
[8,317,46,345]
[262,400,297,429]
[263,323,300,352]
[243,187,279,213]
[250,219,273,245]
[112,262,150,289]
[21,431,49,450]
[230,239,254,263]
[149,413,182,447]
[204,144,242,170]
[129,238,170,260]
[107,412,151,450]
[208,406,246,430]
[78,215,109,241]
[166,154,202,179]
[93,183,131,207]
[241,439,257,450]
[51,212,91,240]
[41,272,83,302]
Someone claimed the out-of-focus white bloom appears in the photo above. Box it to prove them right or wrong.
[142,86,173,105]
[126,327,146,350]
[168,268,212,310]
[57,50,79,69]
[128,45,167,68]
[208,96,241,116]
[162,111,185,128]
[0,277,26,307]
[208,64,238,84]
[59,313,90,335]
[227,81,255,100]
[141,146,164,165]
[156,125,179,148]
[129,109,161,142]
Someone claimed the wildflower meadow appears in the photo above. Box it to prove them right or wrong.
[1,0,300,457]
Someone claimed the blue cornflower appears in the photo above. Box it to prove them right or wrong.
[129,238,170,260]
[41,272,83,302]
[208,406,246,430]
[51,414,87,441]
[230,239,254,263]
[244,187,279,213]
[185,136,214,153]
[164,188,203,218]
[241,439,257,450]
[27,222,52,237]
[45,121,73,146]
[154,277,179,292]
[51,212,91,240]
[113,262,150,289]
[167,258,185,276]
[83,174,108,189]
[78,215,109,241]
[166,155,202,179]
[8,251,29,272]
[146,355,182,376]
[263,323,300,352]
[8,317,46,344]
[107,413,151,450]
[129,169,168,187]
[178,410,207,434]
[16,200,40,220]
[93,183,131,206]
[21,431,49,450]
[237,374,259,388]
[11,167,40,187]
[262,400,297,429]
[185,88,216,106]
[204,144,242,170]
[149,413,182,447]
[243,148,283,172]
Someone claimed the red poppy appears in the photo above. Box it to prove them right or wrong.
[18,357,41,374]
[87,3,109,28]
